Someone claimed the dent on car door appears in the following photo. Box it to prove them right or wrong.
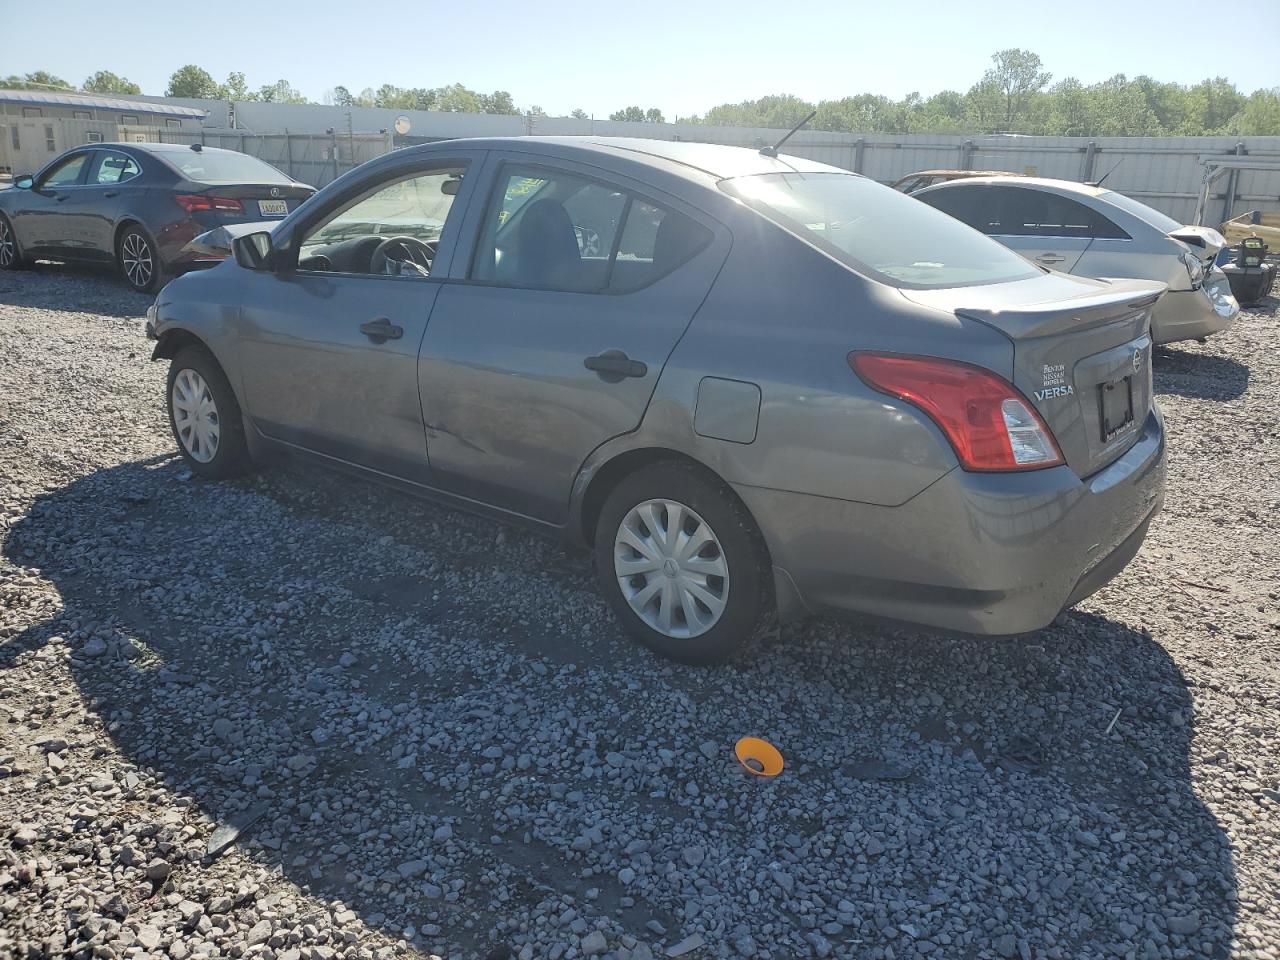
[417,158,728,523]
[235,157,481,482]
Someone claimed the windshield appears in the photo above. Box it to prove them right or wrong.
[163,150,292,184]
[721,172,1040,289]
[1099,190,1182,234]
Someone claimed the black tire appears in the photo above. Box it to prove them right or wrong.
[117,224,166,293]
[166,345,251,479]
[0,213,26,270]
[594,461,771,664]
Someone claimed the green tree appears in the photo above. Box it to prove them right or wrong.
[703,94,815,128]
[257,79,307,104]
[982,48,1052,130]
[480,90,517,114]
[570,108,589,119]
[3,70,73,91]
[82,70,141,95]
[610,106,647,122]
[1229,87,1280,135]
[165,64,220,99]
[220,71,253,101]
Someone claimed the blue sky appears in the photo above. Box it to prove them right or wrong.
[4,0,1276,117]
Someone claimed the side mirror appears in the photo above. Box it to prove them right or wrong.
[14,176,33,190]
[232,231,275,271]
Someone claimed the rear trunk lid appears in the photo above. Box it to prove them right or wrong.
[903,274,1166,477]
[1169,225,1227,267]
[178,181,314,225]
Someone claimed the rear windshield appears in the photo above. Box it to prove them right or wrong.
[1099,190,1182,234]
[721,172,1040,289]
[163,150,292,185]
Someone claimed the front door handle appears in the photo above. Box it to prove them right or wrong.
[585,350,647,381]
[359,317,403,343]
[55,194,69,202]
[1036,253,1066,264]
[103,190,119,198]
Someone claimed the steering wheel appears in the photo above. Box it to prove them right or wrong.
[369,236,436,276]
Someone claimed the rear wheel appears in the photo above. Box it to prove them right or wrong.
[166,345,250,479]
[594,462,770,664]
[0,214,25,270]
[118,225,164,293]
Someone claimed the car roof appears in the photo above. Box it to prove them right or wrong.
[922,175,1108,197]
[413,136,847,182]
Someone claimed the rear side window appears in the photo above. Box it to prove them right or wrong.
[163,149,292,184]
[723,172,1038,289]
[472,165,711,294]
[92,151,141,184]
[996,187,1128,240]
[921,185,1129,240]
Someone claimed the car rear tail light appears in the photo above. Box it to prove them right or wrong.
[849,353,1064,472]
[175,194,243,213]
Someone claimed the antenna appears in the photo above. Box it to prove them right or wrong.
[1089,157,1124,188]
[760,110,817,158]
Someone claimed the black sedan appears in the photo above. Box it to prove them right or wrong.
[0,142,314,292]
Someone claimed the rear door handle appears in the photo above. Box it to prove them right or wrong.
[359,317,403,343]
[585,350,647,381]
[55,194,69,202]
[103,190,119,198]
[1036,253,1066,264]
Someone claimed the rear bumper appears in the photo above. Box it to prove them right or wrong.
[736,406,1166,636]
[1151,271,1238,344]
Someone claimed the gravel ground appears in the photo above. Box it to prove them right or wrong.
[1,262,1278,960]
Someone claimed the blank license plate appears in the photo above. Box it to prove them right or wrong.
[257,199,288,217]
[1099,376,1134,441]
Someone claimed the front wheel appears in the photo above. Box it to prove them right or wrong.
[0,214,25,270]
[118,225,165,293]
[166,345,250,479]
[594,462,770,664]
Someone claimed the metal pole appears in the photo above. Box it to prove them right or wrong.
[284,129,294,180]
[853,137,865,175]
[1220,142,1246,226]
[1081,141,1097,182]
[960,139,974,171]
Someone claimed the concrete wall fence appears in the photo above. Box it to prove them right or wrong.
[223,101,1280,225]
[7,93,1280,226]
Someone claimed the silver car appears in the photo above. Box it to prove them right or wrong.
[146,138,1167,663]
[914,176,1239,345]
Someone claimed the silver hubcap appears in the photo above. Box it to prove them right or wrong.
[122,232,153,288]
[171,368,220,463]
[0,221,14,267]
[614,499,729,639]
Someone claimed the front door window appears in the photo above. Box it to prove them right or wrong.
[297,165,467,277]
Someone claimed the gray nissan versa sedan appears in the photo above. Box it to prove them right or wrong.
[145,137,1167,663]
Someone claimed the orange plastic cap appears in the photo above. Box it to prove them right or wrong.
[734,736,784,777]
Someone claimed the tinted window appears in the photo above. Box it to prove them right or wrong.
[473,166,710,293]
[92,151,140,184]
[163,150,292,184]
[42,153,89,187]
[723,172,1038,289]
[915,185,994,232]
[298,165,466,276]
[921,185,1128,241]
[996,187,1127,239]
